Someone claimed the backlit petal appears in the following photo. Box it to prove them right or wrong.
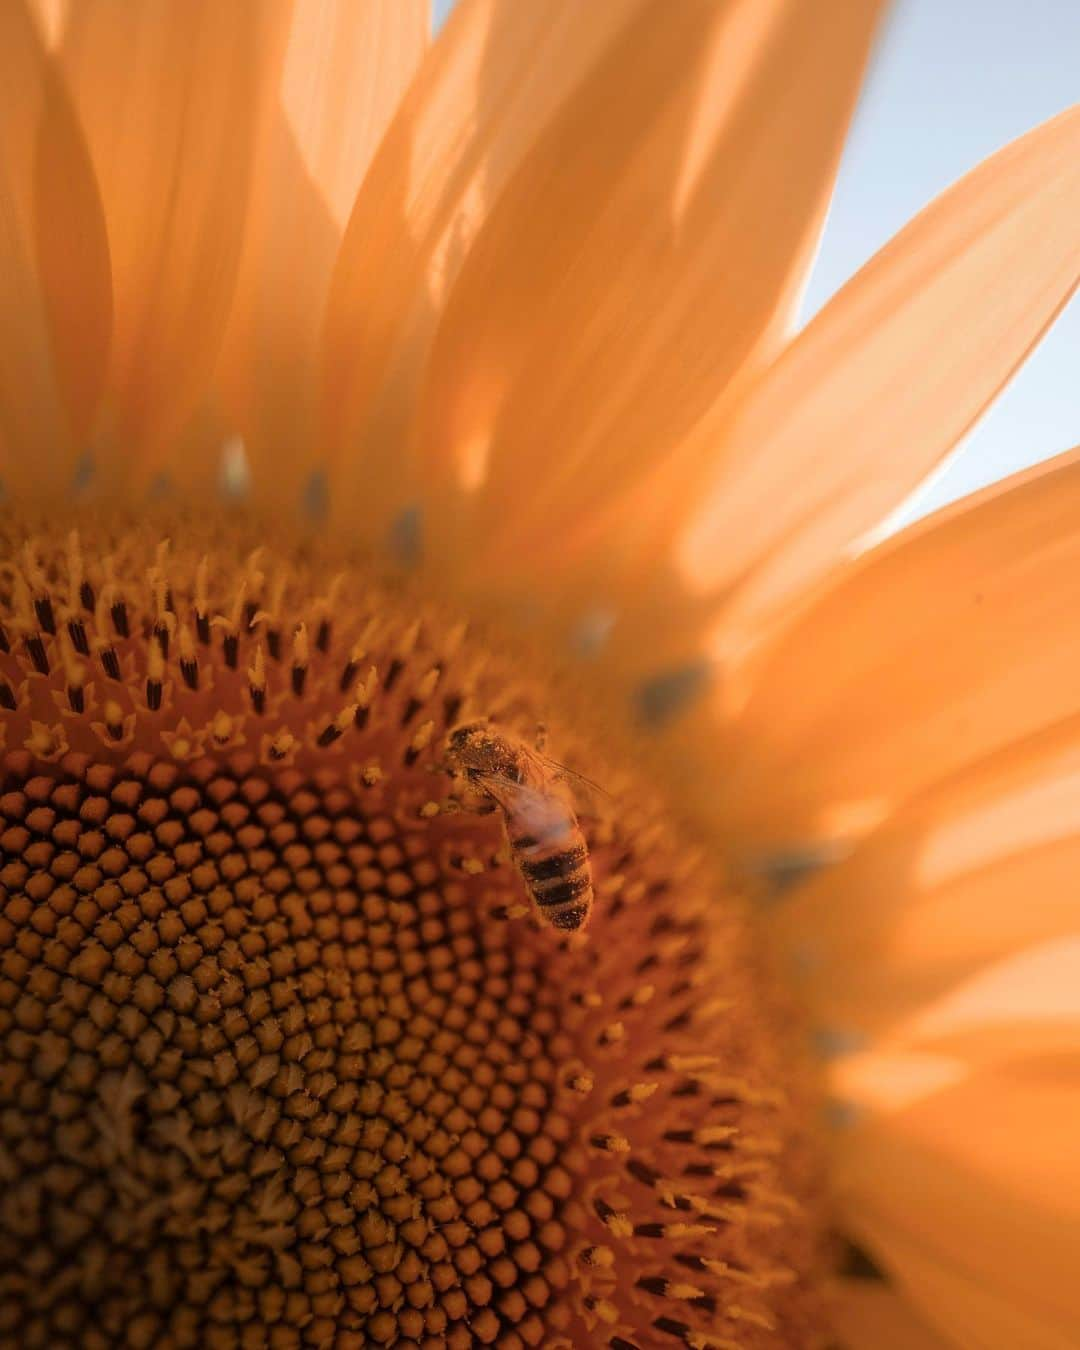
[412,0,883,578]
[217,0,427,505]
[680,103,1080,672]
[282,0,427,232]
[895,939,1080,1064]
[836,1060,1080,1349]
[57,0,288,488]
[320,0,642,537]
[0,0,110,492]
[705,448,1080,855]
[770,728,1080,1039]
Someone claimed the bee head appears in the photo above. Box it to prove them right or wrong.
[445,722,519,779]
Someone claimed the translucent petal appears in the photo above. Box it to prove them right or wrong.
[0,0,110,492]
[894,939,1080,1064]
[411,0,883,578]
[216,0,427,505]
[681,104,1080,673]
[57,0,288,487]
[320,0,642,536]
[770,727,1080,1039]
[281,0,427,231]
[837,1061,1080,1349]
[705,449,1080,854]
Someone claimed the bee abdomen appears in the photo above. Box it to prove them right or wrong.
[547,900,591,932]
[529,868,592,910]
[519,843,589,883]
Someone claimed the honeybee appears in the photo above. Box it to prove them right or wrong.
[445,722,596,932]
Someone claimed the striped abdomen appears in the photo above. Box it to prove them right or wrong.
[510,814,593,933]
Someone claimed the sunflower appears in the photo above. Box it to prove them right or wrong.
[1,1,1078,1347]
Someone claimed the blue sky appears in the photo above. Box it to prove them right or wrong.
[431,0,1080,522]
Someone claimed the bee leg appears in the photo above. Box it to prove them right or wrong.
[452,780,498,815]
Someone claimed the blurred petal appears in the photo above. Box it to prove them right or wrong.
[831,1279,954,1350]
[217,0,427,505]
[27,0,69,47]
[281,0,427,232]
[58,0,288,487]
[770,728,1080,1039]
[706,448,1080,854]
[320,0,643,535]
[894,939,1080,1064]
[413,0,884,576]
[835,1059,1080,1349]
[680,103,1080,670]
[0,0,110,492]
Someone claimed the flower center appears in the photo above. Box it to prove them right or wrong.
[0,510,826,1348]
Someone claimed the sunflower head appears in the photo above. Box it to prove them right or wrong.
[0,518,827,1348]
[4,1,1078,1347]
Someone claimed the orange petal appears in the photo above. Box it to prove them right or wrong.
[320,0,643,537]
[411,0,884,577]
[770,726,1080,1040]
[830,1279,954,1350]
[836,1060,1080,1349]
[0,0,110,493]
[893,939,1080,1065]
[281,0,427,231]
[705,448,1080,855]
[57,0,289,489]
[216,0,427,506]
[680,103,1080,672]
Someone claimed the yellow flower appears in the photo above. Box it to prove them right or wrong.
[1,2,1078,1348]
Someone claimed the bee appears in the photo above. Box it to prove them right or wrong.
[445,722,597,932]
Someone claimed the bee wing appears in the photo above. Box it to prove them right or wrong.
[532,753,611,816]
[474,772,573,832]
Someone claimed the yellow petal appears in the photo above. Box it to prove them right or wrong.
[830,1279,954,1350]
[320,0,643,537]
[680,103,1080,673]
[57,0,288,488]
[706,448,1080,855]
[217,0,427,505]
[0,0,110,492]
[412,0,884,578]
[836,1060,1080,1349]
[770,729,1080,1039]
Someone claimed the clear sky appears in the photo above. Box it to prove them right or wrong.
[430,0,1080,524]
